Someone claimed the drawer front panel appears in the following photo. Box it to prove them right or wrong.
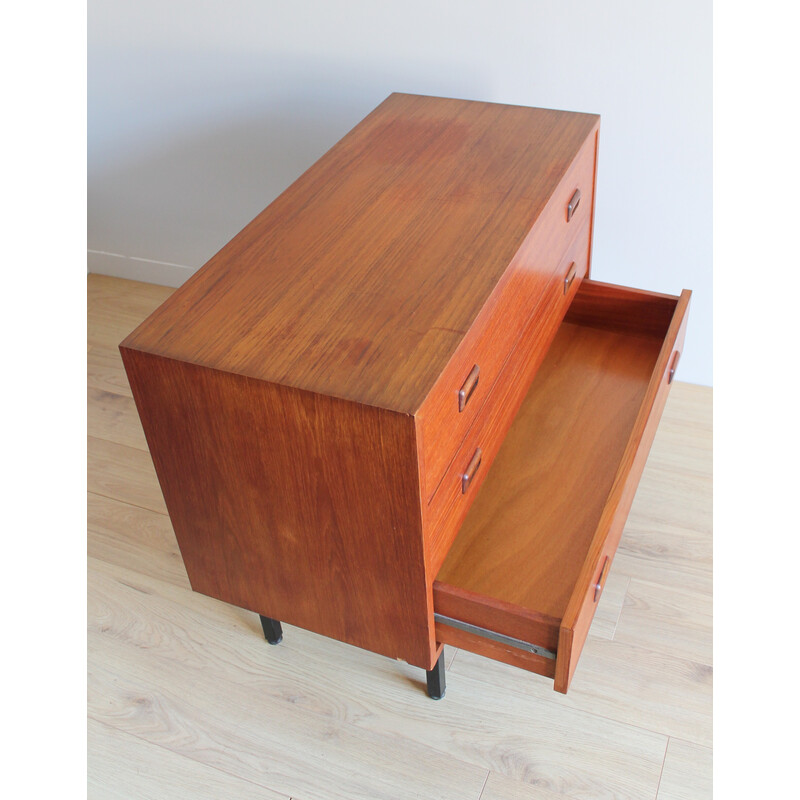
[425,221,592,572]
[417,130,598,502]
[432,280,691,693]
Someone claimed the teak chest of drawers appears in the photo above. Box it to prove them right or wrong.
[121,93,690,698]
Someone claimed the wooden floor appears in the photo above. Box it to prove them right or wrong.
[88,274,712,800]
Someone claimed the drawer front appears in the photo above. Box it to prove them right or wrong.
[425,221,592,572]
[432,280,691,694]
[417,130,598,503]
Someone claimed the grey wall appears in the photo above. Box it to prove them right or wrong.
[88,0,711,385]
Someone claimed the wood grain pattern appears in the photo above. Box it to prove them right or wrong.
[118,96,600,675]
[435,581,561,653]
[121,94,599,415]
[88,276,711,800]
[424,216,592,568]
[87,386,148,451]
[87,343,134,397]
[89,274,173,351]
[564,278,679,336]
[89,719,290,800]
[90,636,488,800]
[88,492,189,589]
[585,569,630,641]
[451,633,712,749]
[417,130,597,499]
[111,90,689,708]
[613,578,712,665]
[88,435,168,515]
[434,281,689,692]
[89,558,491,800]
[433,621,557,680]
[657,738,713,800]
[89,556,667,800]
[480,770,581,800]
[556,288,690,692]
[120,348,434,669]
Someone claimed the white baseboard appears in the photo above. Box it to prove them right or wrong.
[87,250,195,288]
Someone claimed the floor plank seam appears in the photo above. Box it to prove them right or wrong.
[96,566,702,756]
[90,653,489,800]
[455,652,704,745]
[88,278,711,798]
[89,385,134,401]
[87,385,133,400]
[610,575,632,640]
[87,489,170,519]
[90,714,293,800]
[654,736,670,800]
[90,436,150,455]
[446,647,459,670]
[476,769,490,800]
[88,553,187,595]
[90,573,557,799]
[91,533,705,750]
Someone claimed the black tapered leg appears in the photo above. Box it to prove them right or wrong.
[259,615,283,644]
[426,651,446,699]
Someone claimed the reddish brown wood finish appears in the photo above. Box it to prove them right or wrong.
[417,129,598,500]
[424,219,592,572]
[433,281,690,690]
[434,582,560,653]
[555,288,691,692]
[119,95,603,675]
[120,348,434,668]
[564,279,680,336]
[122,94,598,419]
[433,621,557,680]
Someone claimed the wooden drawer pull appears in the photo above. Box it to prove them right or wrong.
[462,448,483,494]
[567,188,581,221]
[594,556,609,602]
[564,262,577,295]
[458,364,480,412]
[668,351,680,384]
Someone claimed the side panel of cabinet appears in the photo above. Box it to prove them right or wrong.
[120,347,435,669]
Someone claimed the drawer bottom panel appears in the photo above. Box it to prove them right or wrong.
[433,279,691,693]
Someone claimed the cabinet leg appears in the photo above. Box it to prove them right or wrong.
[259,615,283,644]
[426,651,446,700]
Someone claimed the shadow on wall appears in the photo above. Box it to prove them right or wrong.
[88,66,491,284]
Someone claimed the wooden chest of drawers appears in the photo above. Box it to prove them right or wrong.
[120,93,689,697]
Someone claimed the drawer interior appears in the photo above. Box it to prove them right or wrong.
[433,279,689,691]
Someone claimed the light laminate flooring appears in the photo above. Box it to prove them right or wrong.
[87,274,712,800]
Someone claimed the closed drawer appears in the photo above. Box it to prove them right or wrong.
[416,130,598,503]
[432,280,691,693]
[425,218,593,569]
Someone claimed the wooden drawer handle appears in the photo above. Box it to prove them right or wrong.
[567,188,581,221]
[458,364,480,412]
[564,262,577,295]
[462,448,483,494]
[594,556,609,602]
[668,351,680,384]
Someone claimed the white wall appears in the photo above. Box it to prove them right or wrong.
[88,0,711,385]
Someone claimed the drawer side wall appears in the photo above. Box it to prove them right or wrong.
[556,289,692,692]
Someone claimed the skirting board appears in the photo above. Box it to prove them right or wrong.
[88,250,195,289]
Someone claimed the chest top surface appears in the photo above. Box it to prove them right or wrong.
[122,93,599,413]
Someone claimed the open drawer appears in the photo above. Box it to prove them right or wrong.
[432,279,691,693]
